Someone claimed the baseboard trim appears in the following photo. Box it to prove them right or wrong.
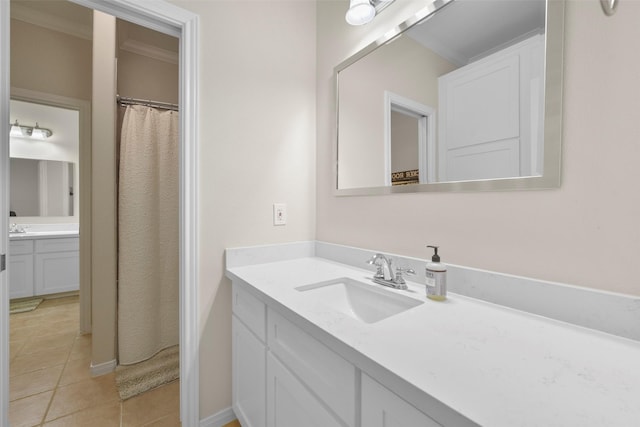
[200,407,236,427]
[90,359,116,377]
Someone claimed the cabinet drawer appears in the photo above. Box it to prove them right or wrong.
[36,238,79,253]
[233,283,266,342]
[268,308,356,427]
[9,239,34,255]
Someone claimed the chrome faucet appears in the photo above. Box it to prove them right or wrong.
[366,253,415,290]
[9,223,26,233]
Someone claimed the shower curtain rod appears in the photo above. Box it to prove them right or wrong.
[116,95,179,112]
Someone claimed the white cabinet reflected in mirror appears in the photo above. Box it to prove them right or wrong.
[10,99,79,217]
[336,0,565,195]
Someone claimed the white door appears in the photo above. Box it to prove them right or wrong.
[438,55,521,182]
[0,1,9,424]
[437,35,544,183]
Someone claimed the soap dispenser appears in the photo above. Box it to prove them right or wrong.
[426,245,447,301]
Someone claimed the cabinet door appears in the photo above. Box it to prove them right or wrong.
[267,354,342,427]
[362,374,441,427]
[9,254,34,299]
[233,315,266,427]
[34,251,79,295]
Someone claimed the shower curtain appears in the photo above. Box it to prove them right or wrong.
[118,105,179,365]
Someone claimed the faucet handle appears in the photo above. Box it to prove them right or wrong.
[394,267,415,285]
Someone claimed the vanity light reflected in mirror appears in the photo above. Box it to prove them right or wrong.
[9,120,53,139]
[335,0,565,195]
[9,99,79,217]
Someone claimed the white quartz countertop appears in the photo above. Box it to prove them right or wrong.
[9,230,79,240]
[227,257,640,427]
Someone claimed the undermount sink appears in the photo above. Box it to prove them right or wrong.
[295,277,423,324]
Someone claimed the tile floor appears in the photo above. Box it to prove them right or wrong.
[9,296,181,426]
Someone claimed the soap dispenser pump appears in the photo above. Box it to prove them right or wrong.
[426,245,447,301]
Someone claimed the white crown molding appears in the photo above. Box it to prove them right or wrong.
[10,3,92,41]
[119,38,178,64]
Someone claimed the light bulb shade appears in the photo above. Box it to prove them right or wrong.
[9,122,23,137]
[346,0,375,26]
[31,123,52,139]
[9,121,52,139]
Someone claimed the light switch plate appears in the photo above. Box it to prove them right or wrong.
[273,203,287,226]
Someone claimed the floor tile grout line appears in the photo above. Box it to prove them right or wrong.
[38,304,77,426]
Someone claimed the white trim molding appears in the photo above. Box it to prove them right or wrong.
[0,2,10,425]
[90,359,117,377]
[119,38,178,64]
[2,1,200,426]
[199,407,237,427]
[383,91,436,185]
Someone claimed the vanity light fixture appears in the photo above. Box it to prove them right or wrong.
[600,0,619,16]
[346,0,395,26]
[9,120,53,139]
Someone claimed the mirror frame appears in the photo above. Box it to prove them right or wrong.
[334,0,565,195]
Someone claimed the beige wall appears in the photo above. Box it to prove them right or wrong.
[91,11,117,367]
[10,19,92,100]
[116,48,178,104]
[317,0,640,297]
[167,0,317,419]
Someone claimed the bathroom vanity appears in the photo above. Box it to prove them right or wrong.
[226,242,640,427]
[9,228,79,299]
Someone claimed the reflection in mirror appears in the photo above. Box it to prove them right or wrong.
[10,99,80,216]
[336,0,564,194]
[10,158,75,217]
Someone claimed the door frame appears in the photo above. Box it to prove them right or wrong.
[383,91,436,185]
[0,1,200,425]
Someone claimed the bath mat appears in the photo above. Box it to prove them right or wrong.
[10,297,44,314]
[116,345,179,400]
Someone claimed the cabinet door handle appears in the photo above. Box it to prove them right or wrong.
[1,253,5,272]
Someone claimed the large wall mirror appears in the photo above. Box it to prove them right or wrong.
[335,0,564,195]
[10,99,79,217]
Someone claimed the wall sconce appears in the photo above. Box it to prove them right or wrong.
[346,0,395,26]
[9,120,53,139]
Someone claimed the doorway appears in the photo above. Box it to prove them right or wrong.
[0,1,200,425]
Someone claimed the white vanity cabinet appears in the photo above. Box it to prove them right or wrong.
[34,237,79,295]
[232,284,267,427]
[9,235,79,298]
[267,308,355,427]
[232,283,352,427]
[232,281,439,427]
[8,240,35,299]
[266,353,343,427]
[361,374,441,427]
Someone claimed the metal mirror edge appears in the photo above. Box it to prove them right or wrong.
[333,0,565,196]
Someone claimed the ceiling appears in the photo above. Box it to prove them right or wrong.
[406,0,546,66]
